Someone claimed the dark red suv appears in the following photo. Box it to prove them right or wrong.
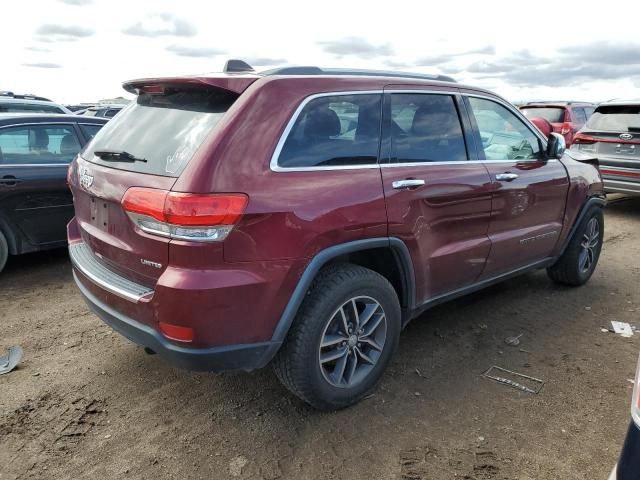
[67,63,605,410]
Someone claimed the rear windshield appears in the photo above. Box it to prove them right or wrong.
[520,107,565,123]
[0,102,65,114]
[82,87,237,177]
[586,105,640,132]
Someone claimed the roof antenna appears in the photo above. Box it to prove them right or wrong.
[223,59,255,73]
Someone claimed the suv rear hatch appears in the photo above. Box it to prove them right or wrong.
[572,104,640,174]
[71,77,255,287]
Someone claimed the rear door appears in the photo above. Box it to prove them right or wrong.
[380,88,493,301]
[70,84,239,286]
[464,95,569,278]
[0,123,82,246]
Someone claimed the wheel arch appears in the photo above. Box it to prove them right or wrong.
[270,237,415,346]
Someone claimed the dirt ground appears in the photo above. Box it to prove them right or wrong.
[1,195,639,480]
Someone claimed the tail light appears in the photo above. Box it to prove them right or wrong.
[572,133,598,154]
[573,133,596,145]
[560,122,572,135]
[121,187,248,242]
[632,354,640,427]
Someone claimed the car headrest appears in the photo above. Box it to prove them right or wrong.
[29,129,49,150]
[60,134,80,155]
[304,107,341,141]
[411,101,458,137]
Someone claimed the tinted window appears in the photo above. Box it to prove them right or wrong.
[572,107,587,124]
[469,97,542,161]
[80,124,103,139]
[0,102,65,114]
[105,109,120,118]
[586,105,640,131]
[0,125,81,164]
[277,94,381,168]
[584,107,595,118]
[83,87,237,177]
[389,94,466,163]
[520,107,565,123]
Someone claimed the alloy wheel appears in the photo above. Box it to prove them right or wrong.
[318,296,387,388]
[579,217,600,273]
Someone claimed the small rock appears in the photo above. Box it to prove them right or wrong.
[104,434,111,439]
[585,306,592,311]
[32,372,40,377]
[414,392,422,396]
[478,436,485,442]
[229,456,249,477]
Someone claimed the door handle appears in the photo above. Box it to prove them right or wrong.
[392,179,425,190]
[0,175,21,186]
[495,173,519,182]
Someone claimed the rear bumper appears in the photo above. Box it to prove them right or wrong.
[73,270,281,372]
[603,178,640,195]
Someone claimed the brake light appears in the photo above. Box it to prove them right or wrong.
[632,354,640,427]
[159,322,194,343]
[560,122,572,135]
[138,85,165,95]
[121,187,248,242]
[573,133,596,144]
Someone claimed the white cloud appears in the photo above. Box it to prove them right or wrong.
[2,0,640,104]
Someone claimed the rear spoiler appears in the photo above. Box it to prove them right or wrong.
[122,74,259,95]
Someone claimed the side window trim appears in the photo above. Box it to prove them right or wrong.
[270,90,384,172]
[464,93,548,163]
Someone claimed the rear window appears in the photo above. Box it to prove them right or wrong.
[0,102,65,114]
[586,105,640,132]
[520,107,565,123]
[82,87,237,177]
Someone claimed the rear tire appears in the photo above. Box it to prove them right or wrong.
[273,263,401,411]
[0,230,8,274]
[547,206,603,286]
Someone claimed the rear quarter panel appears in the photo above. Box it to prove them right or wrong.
[172,77,389,263]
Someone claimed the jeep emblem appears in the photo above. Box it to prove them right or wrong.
[79,166,94,190]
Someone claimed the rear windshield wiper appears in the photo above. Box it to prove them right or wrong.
[94,150,147,163]
[627,126,640,133]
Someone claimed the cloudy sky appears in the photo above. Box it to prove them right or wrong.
[3,0,640,104]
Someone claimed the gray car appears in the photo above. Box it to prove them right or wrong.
[571,100,640,195]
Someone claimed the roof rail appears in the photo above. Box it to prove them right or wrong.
[0,91,52,102]
[260,66,455,83]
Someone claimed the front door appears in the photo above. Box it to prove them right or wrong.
[464,96,570,279]
[0,123,82,246]
[380,90,493,303]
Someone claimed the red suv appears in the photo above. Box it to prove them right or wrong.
[67,63,605,410]
[520,101,596,147]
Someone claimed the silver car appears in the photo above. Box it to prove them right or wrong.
[571,100,640,195]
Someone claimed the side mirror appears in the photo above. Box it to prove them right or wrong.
[546,132,566,159]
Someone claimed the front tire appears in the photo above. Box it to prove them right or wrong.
[273,264,401,410]
[547,206,603,286]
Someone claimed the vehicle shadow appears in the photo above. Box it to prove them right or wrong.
[605,194,640,217]
[0,247,71,284]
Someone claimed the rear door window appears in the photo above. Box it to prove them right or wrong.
[0,124,81,164]
[520,107,565,123]
[468,97,542,161]
[82,87,237,177]
[276,93,382,168]
[586,105,640,131]
[389,93,467,163]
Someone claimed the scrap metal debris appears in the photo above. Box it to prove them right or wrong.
[0,345,23,375]
[504,334,523,346]
[483,366,544,394]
